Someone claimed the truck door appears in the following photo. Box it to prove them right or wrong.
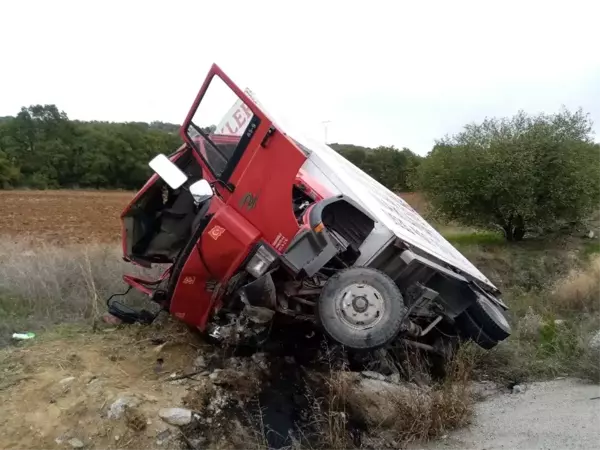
[180,63,307,253]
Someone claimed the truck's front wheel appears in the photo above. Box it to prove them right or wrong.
[316,267,407,350]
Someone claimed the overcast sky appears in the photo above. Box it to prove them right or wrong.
[1,0,598,155]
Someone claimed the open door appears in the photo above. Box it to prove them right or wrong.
[180,64,308,253]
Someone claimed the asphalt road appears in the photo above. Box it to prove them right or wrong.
[422,378,600,450]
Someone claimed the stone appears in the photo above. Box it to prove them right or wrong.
[361,370,387,381]
[68,438,85,448]
[59,376,76,385]
[156,429,172,446]
[107,395,141,419]
[589,330,600,352]
[209,369,222,381]
[193,355,207,370]
[251,352,269,371]
[343,372,424,427]
[389,372,401,384]
[512,384,525,394]
[158,407,192,426]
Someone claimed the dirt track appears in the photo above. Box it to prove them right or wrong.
[422,378,600,450]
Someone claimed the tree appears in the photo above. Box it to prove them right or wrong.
[0,105,182,190]
[330,143,422,191]
[0,150,20,187]
[417,108,600,240]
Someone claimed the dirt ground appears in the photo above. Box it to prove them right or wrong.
[0,321,203,450]
[0,190,134,245]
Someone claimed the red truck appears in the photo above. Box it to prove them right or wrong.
[109,64,511,354]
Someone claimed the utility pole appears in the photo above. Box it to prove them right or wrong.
[321,120,332,143]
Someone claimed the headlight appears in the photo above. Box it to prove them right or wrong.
[246,244,277,278]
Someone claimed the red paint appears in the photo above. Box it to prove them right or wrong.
[168,198,261,329]
[122,63,334,331]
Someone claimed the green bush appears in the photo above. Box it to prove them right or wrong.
[417,108,600,241]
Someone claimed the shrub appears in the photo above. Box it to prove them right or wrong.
[417,108,600,241]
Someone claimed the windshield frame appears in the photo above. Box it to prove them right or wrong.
[182,75,261,189]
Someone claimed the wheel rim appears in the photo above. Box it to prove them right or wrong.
[478,295,510,330]
[334,283,385,330]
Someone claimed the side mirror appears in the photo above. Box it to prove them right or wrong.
[189,179,213,204]
[149,154,188,189]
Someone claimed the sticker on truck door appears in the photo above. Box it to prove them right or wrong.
[272,233,289,252]
[208,225,226,240]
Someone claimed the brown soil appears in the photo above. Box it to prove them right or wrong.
[0,321,204,450]
[0,190,134,245]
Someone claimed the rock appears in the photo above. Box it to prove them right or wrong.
[389,372,401,384]
[512,384,525,394]
[158,407,192,426]
[554,319,566,326]
[589,330,600,352]
[193,355,206,370]
[156,429,172,446]
[251,352,269,371]
[587,230,595,239]
[209,369,222,381]
[107,394,141,419]
[68,438,85,448]
[361,370,387,381]
[59,376,76,385]
[343,372,424,427]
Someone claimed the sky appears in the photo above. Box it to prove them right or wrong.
[1,0,598,155]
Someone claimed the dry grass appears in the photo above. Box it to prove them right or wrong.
[551,255,600,312]
[0,238,158,346]
[468,254,600,383]
[300,345,475,449]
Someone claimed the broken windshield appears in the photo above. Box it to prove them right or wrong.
[185,75,260,181]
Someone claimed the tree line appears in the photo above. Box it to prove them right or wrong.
[0,105,181,189]
[0,105,422,191]
[1,104,598,241]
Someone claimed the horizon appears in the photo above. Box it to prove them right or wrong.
[1,0,599,155]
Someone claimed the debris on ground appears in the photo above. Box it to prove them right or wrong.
[158,408,192,426]
[0,319,477,450]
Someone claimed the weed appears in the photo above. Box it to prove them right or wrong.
[0,239,159,346]
[444,231,505,246]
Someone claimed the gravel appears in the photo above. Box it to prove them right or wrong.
[420,378,600,450]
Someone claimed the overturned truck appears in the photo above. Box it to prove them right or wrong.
[110,63,510,355]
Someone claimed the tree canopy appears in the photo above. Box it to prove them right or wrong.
[416,108,600,240]
[0,105,182,189]
[0,105,422,192]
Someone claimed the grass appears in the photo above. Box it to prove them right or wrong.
[0,239,158,346]
[443,230,505,246]
[1,225,599,447]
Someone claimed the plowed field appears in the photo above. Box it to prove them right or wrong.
[0,190,134,245]
[0,190,425,245]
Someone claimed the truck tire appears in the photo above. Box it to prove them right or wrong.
[316,267,407,350]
